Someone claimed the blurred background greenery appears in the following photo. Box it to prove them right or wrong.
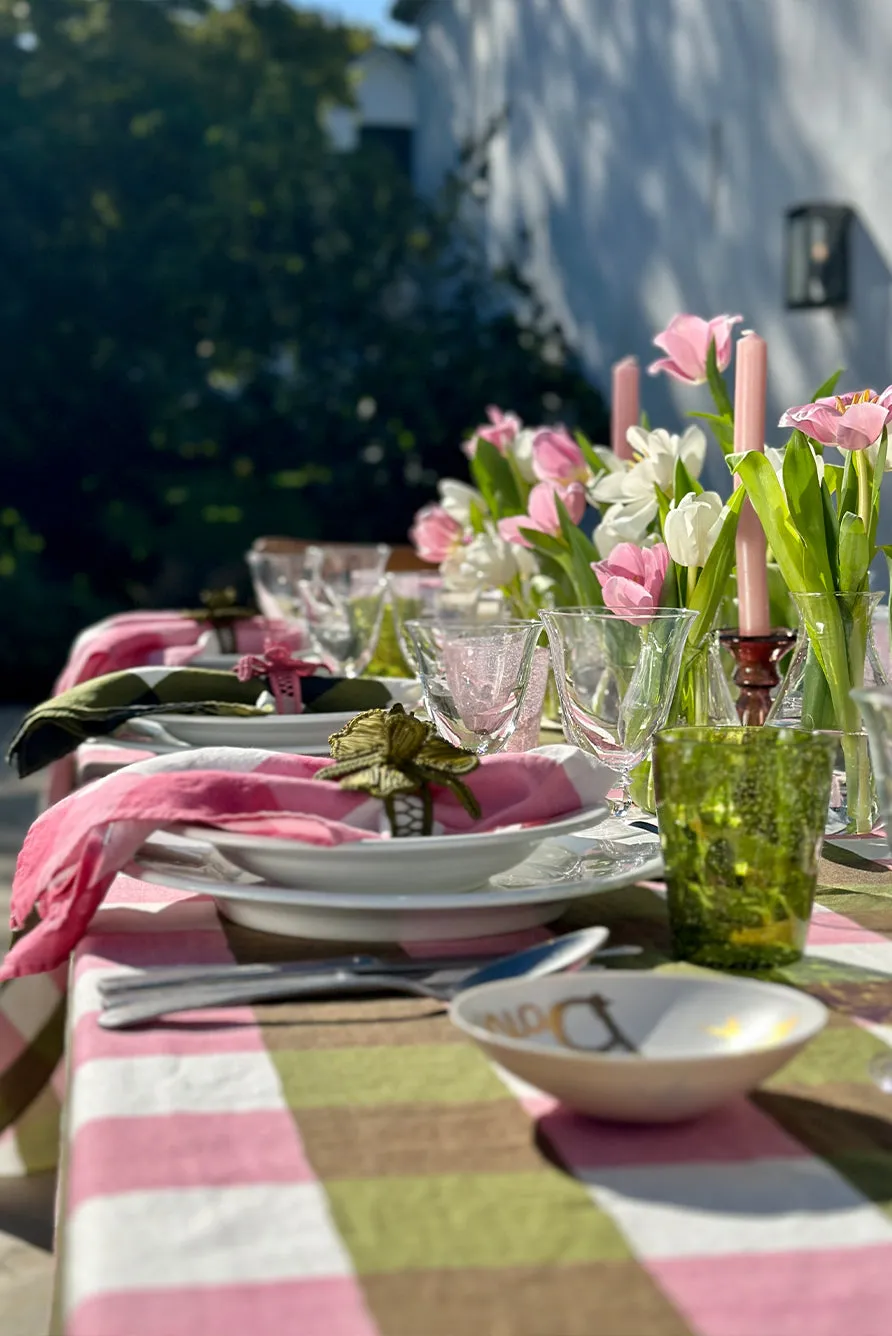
[0,0,606,698]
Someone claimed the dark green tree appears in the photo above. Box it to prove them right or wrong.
[0,0,606,697]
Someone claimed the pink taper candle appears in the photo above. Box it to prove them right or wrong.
[734,332,771,636]
[611,356,639,460]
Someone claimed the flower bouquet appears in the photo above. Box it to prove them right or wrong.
[408,312,890,832]
[731,389,891,831]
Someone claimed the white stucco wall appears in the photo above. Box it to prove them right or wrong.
[412,0,892,477]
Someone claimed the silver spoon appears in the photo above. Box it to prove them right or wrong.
[98,928,629,1030]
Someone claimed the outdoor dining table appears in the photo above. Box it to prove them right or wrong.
[53,826,892,1336]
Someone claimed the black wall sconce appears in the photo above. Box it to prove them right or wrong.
[785,204,853,310]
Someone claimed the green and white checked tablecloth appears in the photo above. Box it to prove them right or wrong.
[52,838,892,1336]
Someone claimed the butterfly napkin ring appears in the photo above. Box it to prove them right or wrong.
[321,704,480,837]
[236,642,320,714]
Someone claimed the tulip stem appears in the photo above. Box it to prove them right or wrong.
[687,566,698,599]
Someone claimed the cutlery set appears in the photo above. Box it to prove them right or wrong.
[97,931,642,1029]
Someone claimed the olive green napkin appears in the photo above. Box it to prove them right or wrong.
[7,666,392,777]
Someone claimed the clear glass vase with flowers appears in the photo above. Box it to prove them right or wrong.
[731,391,891,833]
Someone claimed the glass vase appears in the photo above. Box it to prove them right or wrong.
[670,632,738,728]
[768,591,886,834]
[630,632,737,813]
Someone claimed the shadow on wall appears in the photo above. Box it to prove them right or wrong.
[836,214,892,390]
[415,0,892,457]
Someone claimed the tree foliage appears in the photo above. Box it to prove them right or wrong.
[0,0,607,697]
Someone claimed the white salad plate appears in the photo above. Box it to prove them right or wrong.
[134,835,662,943]
[178,804,610,895]
[155,711,358,750]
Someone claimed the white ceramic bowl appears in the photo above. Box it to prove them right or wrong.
[451,972,827,1123]
[180,805,608,895]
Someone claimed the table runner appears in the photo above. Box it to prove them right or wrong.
[55,843,892,1336]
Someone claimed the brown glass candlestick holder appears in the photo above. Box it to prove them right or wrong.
[718,628,797,726]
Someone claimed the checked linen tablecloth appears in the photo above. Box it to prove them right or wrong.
[54,840,892,1336]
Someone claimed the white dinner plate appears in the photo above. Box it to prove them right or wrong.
[155,711,358,750]
[133,837,662,943]
[179,804,609,895]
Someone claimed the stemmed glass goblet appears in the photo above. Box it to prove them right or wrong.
[297,544,392,678]
[539,607,697,817]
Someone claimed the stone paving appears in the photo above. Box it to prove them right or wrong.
[0,708,54,1336]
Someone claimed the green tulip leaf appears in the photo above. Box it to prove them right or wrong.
[705,338,735,426]
[839,451,859,519]
[574,429,613,478]
[782,433,835,594]
[689,410,735,454]
[469,437,523,518]
[820,479,840,590]
[822,464,844,495]
[730,451,808,593]
[673,457,703,502]
[869,429,888,548]
[555,495,603,606]
[684,485,745,648]
[517,527,565,559]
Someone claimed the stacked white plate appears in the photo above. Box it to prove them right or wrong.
[134,811,662,943]
[153,710,356,754]
[139,678,423,755]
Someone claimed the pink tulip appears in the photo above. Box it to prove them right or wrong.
[497,483,587,548]
[462,405,522,458]
[592,542,670,622]
[779,387,892,451]
[531,428,588,484]
[648,313,743,385]
[409,503,463,563]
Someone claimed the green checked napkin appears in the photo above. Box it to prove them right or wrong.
[7,666,394,777]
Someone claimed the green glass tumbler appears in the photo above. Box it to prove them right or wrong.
[653,727,836,969]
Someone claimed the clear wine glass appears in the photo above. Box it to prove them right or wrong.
[245,543,392,628]
[245,549,308,623]
[405,619,541,755]
[539,607,697,817]
[298,571,391,679]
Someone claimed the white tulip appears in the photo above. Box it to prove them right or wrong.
[453,529,522,589]
[439,549,481,591]
[663,490,725,567]
[626,425,707,493]
[438,478,486,524]
[593,500,654,556]
[865,442,892,472]
[514,543,540,581]
[508,428,539,482]
[765,445,825,484]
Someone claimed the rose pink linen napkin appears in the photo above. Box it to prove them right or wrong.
[54,612,303,693]
[1,745,608,980]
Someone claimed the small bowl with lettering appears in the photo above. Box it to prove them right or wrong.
[450,972,826,1123]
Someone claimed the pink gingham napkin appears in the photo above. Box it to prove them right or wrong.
[55,612,303,692]
[2,745,608,980]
